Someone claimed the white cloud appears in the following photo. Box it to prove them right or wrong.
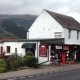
[0,0,80,19]
[53,7,70,14]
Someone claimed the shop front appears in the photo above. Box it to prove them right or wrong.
[39,40,80,64]
[39,38,64,64]
[65,45,80,64]
[21,39,80,64]
[50,45,80,64]
[74,45,80,63]
[50,45,78,64]
[50,45,62,64]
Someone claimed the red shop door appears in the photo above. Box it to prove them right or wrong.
[62,51,66,64]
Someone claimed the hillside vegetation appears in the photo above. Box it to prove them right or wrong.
[0,14,37,39]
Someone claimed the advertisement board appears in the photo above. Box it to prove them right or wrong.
[63,46,69,50]
[56,45,62,49]
[39,44,48,57]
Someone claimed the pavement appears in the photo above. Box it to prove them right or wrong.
[0,64,80,80]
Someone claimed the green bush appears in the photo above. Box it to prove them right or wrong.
[0,59,6,73]
[25,50,34,56]
[6,54,24,70]
[23,55,38,68]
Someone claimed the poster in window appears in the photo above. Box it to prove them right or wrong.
[63,46,69,50]
[39,44,48,57]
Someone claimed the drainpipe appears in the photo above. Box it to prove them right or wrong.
[74,50,76,60]
[48,45,51,61]
[36,41,39,59]
[37,41,40,63]
[74,46,76,60]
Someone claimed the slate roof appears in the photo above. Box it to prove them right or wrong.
[0,38,64,44]
[45,10,80,30]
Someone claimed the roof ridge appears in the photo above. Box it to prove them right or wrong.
[44,9,80,30]
[45,9,73,19]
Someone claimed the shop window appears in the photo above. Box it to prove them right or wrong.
[15,48,17,53]
[1,47,3,53]
[63,46,69,50]
[68,30,71,39]
[6,46,10,53]
[77,30,79,40]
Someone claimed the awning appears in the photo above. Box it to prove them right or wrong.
[40,38,64,45]
[22,43,36,49]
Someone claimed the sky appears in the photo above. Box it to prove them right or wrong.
[0,0,80,22]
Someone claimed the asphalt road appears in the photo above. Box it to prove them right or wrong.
[17,69,80,80]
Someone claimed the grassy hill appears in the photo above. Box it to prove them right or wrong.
[0,14,37,39]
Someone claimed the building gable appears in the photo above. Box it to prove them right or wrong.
[28,10,64,39]
[45,10,80,30]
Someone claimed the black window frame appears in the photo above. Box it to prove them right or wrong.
[6,46,10,53]
[15,48,17,53]
[77,30,79,40]
[68,29,71,39]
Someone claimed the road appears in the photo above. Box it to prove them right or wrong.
[17,69,80,80]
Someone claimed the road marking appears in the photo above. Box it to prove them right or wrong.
[7,79,15,80]
[28,75,34,78]
[35,74,41,76]
[18,76,26,79]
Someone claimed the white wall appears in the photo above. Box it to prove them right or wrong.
[64,28,80,45]
[0,41,49,64]
[28,10,64,39]
[0,41,38,57]
[2,42,25,56]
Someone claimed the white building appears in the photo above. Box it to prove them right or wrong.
[28,10,80,45]
[1,10,80,64]
[28,10,80,64]
[0,39,38,57]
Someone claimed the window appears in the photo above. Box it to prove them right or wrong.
[15,48,17,53]
[77,31,79,40]
[68,30,71,39]
[6,46,10,53]
[1,47,3,53]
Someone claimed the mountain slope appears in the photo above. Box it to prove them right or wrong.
[0,14,37,39]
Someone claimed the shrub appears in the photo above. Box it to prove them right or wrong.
[23,55,38,68]
[0,59,6,73]
[6,54,24,70]
[25,50,34,56]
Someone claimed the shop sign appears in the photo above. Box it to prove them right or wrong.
[54,32,62,38]
[39,44,48,57]
[56,46,62,49]
[63,46,69,50]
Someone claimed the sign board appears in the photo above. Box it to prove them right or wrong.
[63,46,69,50]
[39,44,48,57]
[54,32,62,38]
[56,46,62,49]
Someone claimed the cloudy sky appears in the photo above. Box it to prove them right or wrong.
[0,0,80,21]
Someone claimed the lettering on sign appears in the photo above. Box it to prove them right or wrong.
[63,46,69,50]
[54,32,62,38]
[56,46,62,49]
